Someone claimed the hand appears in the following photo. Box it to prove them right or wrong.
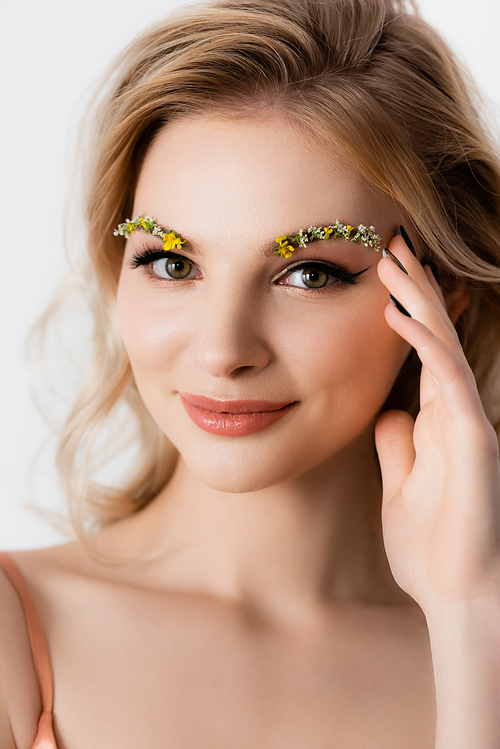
[375,233,500,612]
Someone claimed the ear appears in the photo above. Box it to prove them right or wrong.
[445,281,473,326]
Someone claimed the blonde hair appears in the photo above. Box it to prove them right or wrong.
[50,0,500,535]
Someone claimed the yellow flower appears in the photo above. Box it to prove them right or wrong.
[163,232,185,251]
[140,218,148,229]
[275,236,295,257]
[324,226,333,240]
[346,225,354,236]
[277,243,294,258]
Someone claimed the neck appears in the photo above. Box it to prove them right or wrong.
[94,423,413,625]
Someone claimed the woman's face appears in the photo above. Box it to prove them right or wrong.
[117,113,411,491]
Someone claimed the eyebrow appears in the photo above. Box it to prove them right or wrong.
[138,223,376,258]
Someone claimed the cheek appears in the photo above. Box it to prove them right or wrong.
[116,273,190,382]
[278,292,410,426]
[260,292,411,477]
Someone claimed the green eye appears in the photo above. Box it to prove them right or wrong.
[300,268,329,288]
[278,260,362,291]
[153,256,193,279]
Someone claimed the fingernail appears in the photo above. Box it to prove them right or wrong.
[425,258,440,284]
[396,225,417,257]
[389,294,412,317]
[382,247,408,275]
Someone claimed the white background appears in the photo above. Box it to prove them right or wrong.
[1,0,499,550]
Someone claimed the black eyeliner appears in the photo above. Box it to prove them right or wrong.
[129,246,183,269]
[276,260,370,285]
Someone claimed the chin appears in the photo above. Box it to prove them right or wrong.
[176,433,346,494]
[198,472,277,494]
[180,443,290,493]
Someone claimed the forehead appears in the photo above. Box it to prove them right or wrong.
[133,113,401,250]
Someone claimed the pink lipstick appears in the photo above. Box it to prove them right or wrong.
[179,392,297,436]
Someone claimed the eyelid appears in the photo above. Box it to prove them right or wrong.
[276,258,340,274]
[274,258,356,281]
[129,246,199,270]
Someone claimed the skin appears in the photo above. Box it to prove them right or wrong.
[1,112,496,749]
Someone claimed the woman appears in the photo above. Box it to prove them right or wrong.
[1,0,499,746]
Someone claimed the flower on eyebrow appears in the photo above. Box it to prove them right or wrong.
[113,215,186,250]
[162,231,186,251]
[294,229,309,248]
[308,226,325,240]
[273,221,381,256]
[275,235,295,258]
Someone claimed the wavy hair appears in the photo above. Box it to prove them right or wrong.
[47,0,500,536]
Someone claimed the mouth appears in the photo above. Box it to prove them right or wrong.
[179,392,296,413]
[178,392,298,436]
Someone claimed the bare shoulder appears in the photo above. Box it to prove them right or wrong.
[0,555,43,749]
[0,540,112,749]
[0,540,113,744]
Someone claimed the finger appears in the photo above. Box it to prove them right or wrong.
[384,303,480,414]
[375,409,416,503]
[386,235,450,325]
[378,253,461,352]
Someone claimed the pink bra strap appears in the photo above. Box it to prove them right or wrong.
[0,551,54,713]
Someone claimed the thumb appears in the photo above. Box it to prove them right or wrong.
[375,410,416,503]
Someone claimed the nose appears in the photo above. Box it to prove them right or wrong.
[191,283,272,378]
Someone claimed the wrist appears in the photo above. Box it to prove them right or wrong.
[424,593,500,638]
[424,595,500,748]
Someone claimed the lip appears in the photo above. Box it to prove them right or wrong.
[179,392,295,413]
[178,392,298,436]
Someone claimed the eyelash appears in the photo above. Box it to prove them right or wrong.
[129,246,365,292]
